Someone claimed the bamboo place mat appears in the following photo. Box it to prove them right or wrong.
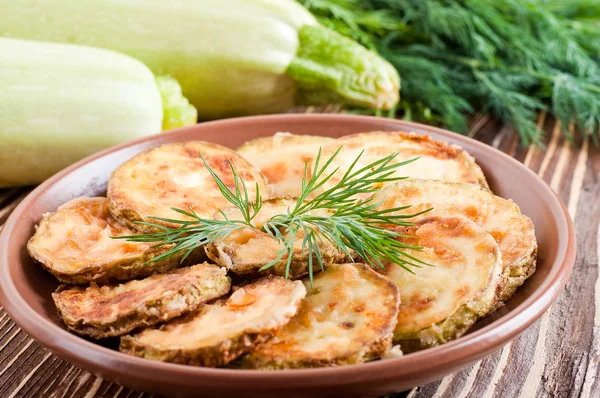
[0,112,598,398]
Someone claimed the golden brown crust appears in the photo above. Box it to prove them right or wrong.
[322,131,489,191]
[120,323,276,368]
[497,244,537,306]
[240,263,400,369]
[53,263,231,339]
[119,276,306,367]
[394,302,483,353]
[380,216,503,350]
[372,179,538,304]
[27,197,184,284]
[107,141,269,232]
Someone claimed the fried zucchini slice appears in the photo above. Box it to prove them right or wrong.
[322,131,489,191]
[240,263,399,369]
[205,199,347,278]
[120,276,306,367]
[372,179,537,303]
[27,197,184,284]
[381,217,502,350]
[108,141,269,232]
[53,263,231,339]
[237,132,335,197]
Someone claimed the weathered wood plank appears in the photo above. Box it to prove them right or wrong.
[580,220,600,398]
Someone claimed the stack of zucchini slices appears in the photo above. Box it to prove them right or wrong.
[27,132,536,367]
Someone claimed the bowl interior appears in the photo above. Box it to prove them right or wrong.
[0,115,573,396]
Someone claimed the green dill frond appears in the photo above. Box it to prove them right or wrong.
[552,74,600,137]
[298,0,600,144]
[541,0,600,21]
[379,50,472,132]
[472,71,545,145]
[300,0,404,50]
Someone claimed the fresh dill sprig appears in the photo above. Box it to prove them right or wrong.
[298,0,600,145]
[262,147,430,279]
[116,149,429,281]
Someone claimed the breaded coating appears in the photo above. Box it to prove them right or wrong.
[321,131,489,192]
[372,179,537,303]
[120,276,306,367]
[240,263,400,369]
[381,217,502,350]
[53,263,231,339]
[108,141,268,232]
[27,197,184,284]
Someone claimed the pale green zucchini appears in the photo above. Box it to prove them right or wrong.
[1,0,400,119]
[0,38,196,187]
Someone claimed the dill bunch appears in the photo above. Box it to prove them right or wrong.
[299,0,600,145]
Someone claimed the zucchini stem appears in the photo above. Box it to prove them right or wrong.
[287,25,400,110]
[156,76,198,131]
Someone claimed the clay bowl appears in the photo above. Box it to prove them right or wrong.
[0,115,575,397]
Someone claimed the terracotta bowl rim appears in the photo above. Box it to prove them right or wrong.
[0,114,576,388]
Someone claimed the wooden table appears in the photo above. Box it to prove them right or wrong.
[0,113,597,398]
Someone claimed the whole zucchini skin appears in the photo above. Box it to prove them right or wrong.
[1,0,316,120]
[0,38,164,187]
[1,0,399,118]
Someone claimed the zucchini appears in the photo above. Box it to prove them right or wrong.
[380,217,502,350]
[1,0,400,119]
[0,38,196,187]
[120,276,307,367]
[240,263,400,369]
[53,263,231,339]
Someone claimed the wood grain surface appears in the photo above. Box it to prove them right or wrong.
[0,113,598,398]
